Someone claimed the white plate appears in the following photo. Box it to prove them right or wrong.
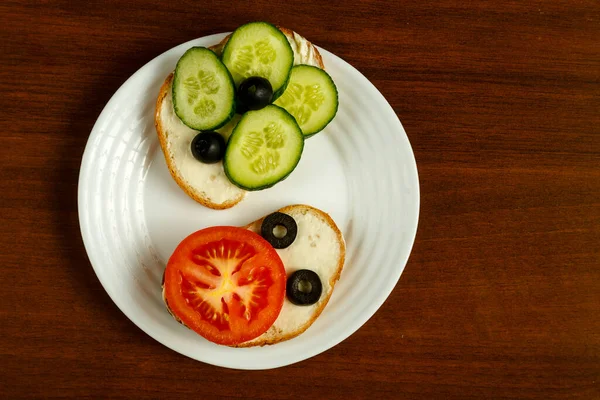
[78,32,419,370]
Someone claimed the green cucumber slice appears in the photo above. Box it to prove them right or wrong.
[221,22,294,100]
[274,65,338,137]
[172,47,236,131]
[224,105,304,190]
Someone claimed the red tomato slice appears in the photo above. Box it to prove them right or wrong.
[163,226,286,345]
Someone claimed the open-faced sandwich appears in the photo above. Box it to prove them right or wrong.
[162,205,345,346]
[154,22,339,209]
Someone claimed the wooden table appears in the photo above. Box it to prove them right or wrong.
[2,1,598,398]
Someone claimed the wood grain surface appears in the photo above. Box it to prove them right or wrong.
[1,1,599,399]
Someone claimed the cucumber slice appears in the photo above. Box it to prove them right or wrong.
[224,105,304,190]
[173,47,236,131]
[274,65,338,137]
[221,22,294,100]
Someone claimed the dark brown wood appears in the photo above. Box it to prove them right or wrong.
[1,1,598,398]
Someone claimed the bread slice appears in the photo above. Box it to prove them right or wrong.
[237,204,345,347]
[154,27,325,209]
[162,204,346,347]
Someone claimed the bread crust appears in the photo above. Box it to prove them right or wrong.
[161,204,345,347]
[277,27,325,69]
[154,73,245,209]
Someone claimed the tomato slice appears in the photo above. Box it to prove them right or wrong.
[163,226,286,345]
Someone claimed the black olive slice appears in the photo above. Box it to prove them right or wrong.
[237,76,273,111]
[260,212,297,249]
[286,269,322,306]
[191,131,226,163]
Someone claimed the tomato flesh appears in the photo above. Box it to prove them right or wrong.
[163,227,286,345]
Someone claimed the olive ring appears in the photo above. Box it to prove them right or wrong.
[286,269,323,305]
[261,212,297,249]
